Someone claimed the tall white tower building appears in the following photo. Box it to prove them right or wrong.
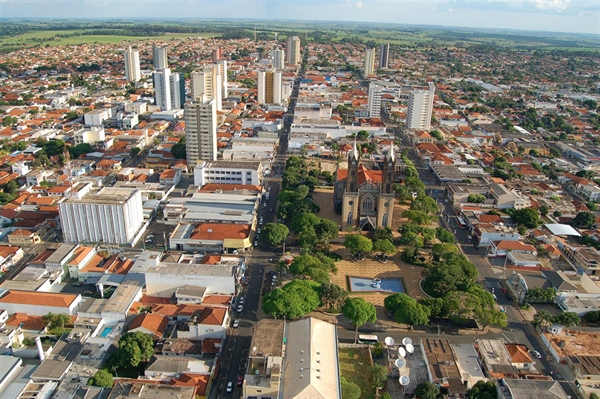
[217,60,228,100]
[367,83,383,118]
[257,70,282,105]
[123,46,141,82]
[406,82,436,131]
[191,66,223,111]
[269,48,286,69]
[153,68,172,111]
[153,45,168,69]
[364,48,376,76]
[379,43,390,69]
[287,36,301,66]
[185,96,218,163]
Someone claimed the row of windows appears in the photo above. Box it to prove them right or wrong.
[207,171,243,175]
[209,177,242,181]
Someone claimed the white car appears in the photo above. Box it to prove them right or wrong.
[233,319,240,328]
[237,305,244,313]
[533,350,542,359]
[239,297,245,305]
[226,381,233,392]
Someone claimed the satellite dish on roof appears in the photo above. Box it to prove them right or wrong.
[399,375,410,386]
[395,358,406,369]
[384,337,395,346]
[406,343,415,354]
[402,337,412,346]
[398,347,406,358]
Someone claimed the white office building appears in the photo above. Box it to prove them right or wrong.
[406,82,436,131]
[59,187,144,245]
[193,160,263,186]
[153,68,185,111]
[123,46,141,82]
[287,36,301,65]
[367,83,383,118]
[191,66,223,111]
[257,70,282,105]
[269,48,286,69]
[364,48,375,76]
[152,45,168,69]
[185,96,218,163]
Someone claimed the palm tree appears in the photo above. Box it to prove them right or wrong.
[533,310,554,327]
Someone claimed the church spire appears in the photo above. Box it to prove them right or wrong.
[352,138,359,162]
[386,140,395,162]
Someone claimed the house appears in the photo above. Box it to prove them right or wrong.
[487,241,537,258]
[144,355,214,380]
[106,382,196,399]
[175,307,228,341]
[7,229,41,246]
[475,339,519,379]
[0,290,82,316]
[421,338,467,397]
[159,168,182,186]
[473,224,521,247]
[127,313,169,339]
[498,379,569,399]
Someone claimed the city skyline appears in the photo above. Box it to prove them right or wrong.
[0,0,599,35]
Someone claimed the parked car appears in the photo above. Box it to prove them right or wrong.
[72,282,82,287]
[239,297,245,305]
[237,374,244,386]
[233,319,240,328]
[237,305,243,313]
[226,382,233,392]
[533,350,542,359]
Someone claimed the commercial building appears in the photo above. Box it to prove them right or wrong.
[269,48,285,69]
[59,187,144,245]
[193,160,263,186]
[185,96,218,163]
[153,68,185,111]
[287,36,301,65]
[364,47,376,76]
[152,44,168,69]
[83,109,112,127]
[257,69,282,105]
[406,82,435,131]
[0,290,82,316]
[367,83,383,118]
[191,66,223,111]
[123,46,141,82]
[379,43,390,69]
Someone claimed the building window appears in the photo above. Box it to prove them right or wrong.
[347,212,352,224]
[363,197,373,211]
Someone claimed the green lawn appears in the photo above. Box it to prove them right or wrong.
[339,347,376,399]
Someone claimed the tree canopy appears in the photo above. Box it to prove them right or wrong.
[384,293,430,327]
[288,253,338,284]
[87,369,114,388]
[262,280,321,319]
[261,223,289,247]
[342,297,377,342]
[110,332,155,370]
[466,380,496,399]
[508,208,539,228]
[343,234,373,256]
[415,381,440,399]
[574,211,596,229]
[171,137,186,159]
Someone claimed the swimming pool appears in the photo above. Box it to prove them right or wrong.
[99,327,113,338]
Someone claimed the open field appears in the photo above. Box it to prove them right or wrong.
[339,347,376,399]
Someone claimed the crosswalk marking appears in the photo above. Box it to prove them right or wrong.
[484,280,501,290]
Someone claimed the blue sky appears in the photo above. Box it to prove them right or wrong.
[0,0,599,34]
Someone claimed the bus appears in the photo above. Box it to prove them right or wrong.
[358,334,379,345]
[457,217,467,229]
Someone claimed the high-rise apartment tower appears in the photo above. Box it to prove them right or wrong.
[123,46,141,82]
[185,96,218,163]
[364,48,375,76]
[152,45,168,69]
[406,82,436,131]
[379,43,390,69]
[287,36,301,66]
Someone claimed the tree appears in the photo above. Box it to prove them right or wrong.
[435,227,455,243]
[385,293,430,328]
[509,208,540,228]
[415,381,440,399]
[319,283,348,312]
[130,147,141,157]
[411,195,438,215]
[342,297,377,343]
[261,223,289,247]
[422,253,478,297]
[262,280,321,319]
[373,239,397,256]
[88,369,114,388]
[467,380,496,399]
[402,210,431,225]
[468,194,486,203]
[399,231,424,248]
[288,253,337,284]
[42,312,71,334]
[590,393,600,399]
[370,364,388,388]
[341,378,361,399]
[418,297,449,318]
[343,234,373,257]
[574,211,596,229]
[3,180,18,196]
[539,205,549,216]
[356,130,369,140]
[70,143,93,159]
[171,137,186,159]
[533,309,554,327]
[554,311,581,327]
[431,243,458,261]
[373,227,394,242]
[584,310,600,323]
[111,332,155,369]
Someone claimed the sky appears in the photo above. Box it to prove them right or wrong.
[0,0,599,35]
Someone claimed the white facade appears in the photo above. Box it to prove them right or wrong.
[144,263,236,298]
[193,160,263,186]
[406,82,435,131]
[287,36,301,65]
[364,48,375,76]
[217,60,228,100]
[0,291,82,316]
[84,109,111,127]
[191,66,223,111]
[59,188,144,245]
[185,96,218,163]
[74,126,106,145]
[368,83,383,118]
[123,46,141,82]
[124,101,148,114]
[153,45,168,69]
[170,72,184,110]
[257,70,282,105]
[269,48,286,69]
[153,68,172,111]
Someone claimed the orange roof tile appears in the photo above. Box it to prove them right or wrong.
[0,290,78,308]
[128,313,169,338]
[190,223,250,240]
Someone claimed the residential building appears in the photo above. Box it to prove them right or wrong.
[152,44,168,69]
[193,160,263,186]
[364,47,375,76]
[420,338,467,397]
[185,96,218,163]
[175,307,228,340]
[287,36,301,65]
[191,65,223,111]
[499,379,568,399]
[474,224,520,247]
[367,83,383,118]
[107,383,195,399]
[257,69,282,105]
[490,183,531,209]
[74,126,106,144]
[217,59,228,100]
[169,222,252,253]
[406,82,435,131]
[83,109,112,126]
[0,290,82,316]
[379,43,390,69]
[123,46,141,82]
[212,47,222,62]
[269,48,285,69]
[128,313,169,339]
[153,68,185,111]
[8,229,41,246]
[59,187,144,245]
[335,141,396,230]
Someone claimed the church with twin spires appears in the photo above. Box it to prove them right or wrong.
[334,141,396,230]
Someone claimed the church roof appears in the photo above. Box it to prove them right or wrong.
[337,165,383,185]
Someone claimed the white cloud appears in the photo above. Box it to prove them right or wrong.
[529,0,571,11]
